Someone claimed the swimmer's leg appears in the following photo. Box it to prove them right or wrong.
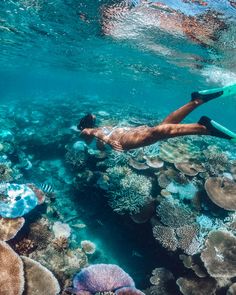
[161,99,204,124]
[161,85,230,125]
[153,120,236,141]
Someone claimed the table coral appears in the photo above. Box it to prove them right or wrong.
[200,230,236,278]
[205,177,236,211]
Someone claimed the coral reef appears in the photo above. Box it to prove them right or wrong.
[0,217,25,241]
[0,183,39,218]
[21,256,60,295]
[0,162,13,182]
[52,221,71,239]
[71,264,143,294]
[200,230,236,278]
[0,241,24,295]
[52,237,69,253]
[30,245,87,282]
[81,240,96,254]
[205,177,236,210]
[14,238,37,255]
[176,277,217,295]
[106,166,152,214]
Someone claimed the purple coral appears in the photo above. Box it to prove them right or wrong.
[115,287,145,294]
[72,264,139,294]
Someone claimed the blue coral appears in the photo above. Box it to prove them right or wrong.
[72,264,140,294]
[0,183,38,218]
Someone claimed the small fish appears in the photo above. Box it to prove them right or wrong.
[40,183,54,193]
[132,250,143,258]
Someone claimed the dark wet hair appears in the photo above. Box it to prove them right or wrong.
[77,113,96,130]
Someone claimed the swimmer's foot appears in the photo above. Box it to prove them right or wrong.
[109,140,124,151]
[199,116,236,142]
[191,83,236,103]
[191,89,223,102]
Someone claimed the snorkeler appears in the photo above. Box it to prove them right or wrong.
[77,84,236,151]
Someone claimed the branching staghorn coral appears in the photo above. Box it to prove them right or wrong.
[106,166,152,214]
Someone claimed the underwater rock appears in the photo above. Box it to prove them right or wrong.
[81,240,96,254]
[205,177,236,211]
[176,277,217,295]
[0,183,39,218]
[200,230,236,279]
[21,256,60,295]
[0,217,25,241]
[52,221,71,239]
[72,264,142,294]
[0,241,24,295]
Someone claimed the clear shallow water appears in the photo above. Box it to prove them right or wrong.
[0,0,236,292]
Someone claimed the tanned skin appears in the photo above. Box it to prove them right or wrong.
[80,98,211,151]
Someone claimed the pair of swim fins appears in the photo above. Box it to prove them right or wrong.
[192,83,236,142]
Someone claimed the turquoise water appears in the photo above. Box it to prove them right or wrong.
[0,0,236,294]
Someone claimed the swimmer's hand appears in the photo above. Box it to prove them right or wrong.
[109,140,124,152]
[70,125,80,132]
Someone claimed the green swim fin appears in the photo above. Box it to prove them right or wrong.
[199,116,236,142]
[192,83,236,102]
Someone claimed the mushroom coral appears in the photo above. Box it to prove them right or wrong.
[0,241,24,295]
[0,217,25,241]
[200,230,236,278]
[21,256,60,295]
[205,177,236,211]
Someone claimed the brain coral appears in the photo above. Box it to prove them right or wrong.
[72,264,136,293]
[0,241,24,295]
[200,230,236,278]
